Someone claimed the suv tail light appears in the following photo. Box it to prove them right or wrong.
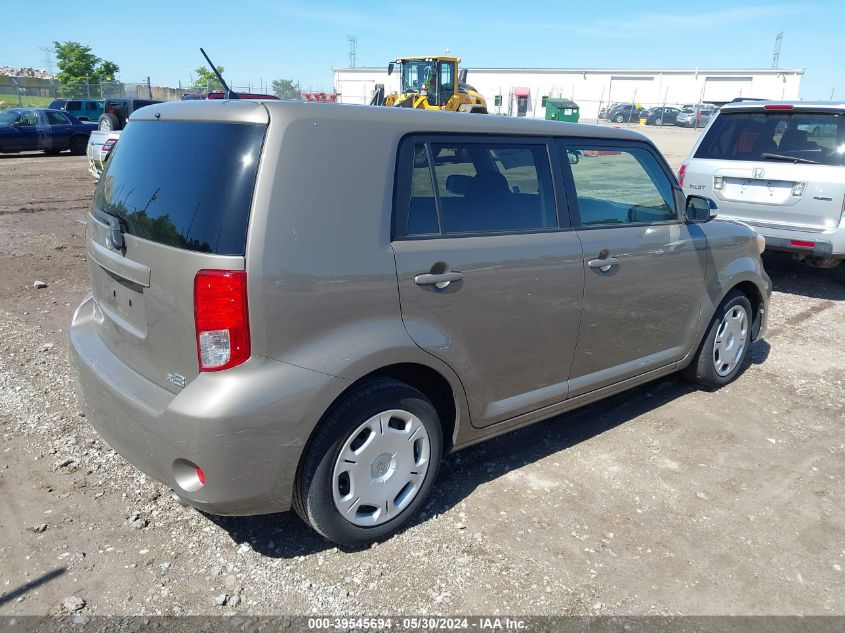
[764,104,794,110]
[102,138,117,156]
[194,270,250,372]
[679,163,687,187]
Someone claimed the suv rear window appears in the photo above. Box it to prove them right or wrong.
[94,121,265,255]
[695,111,845,166]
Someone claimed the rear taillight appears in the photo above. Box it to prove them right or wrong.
[764,104,794,110]
[193,270,250,372]
[679,164,687,187]
[790,240,815,248]
[102,138,116,156]
[713,176,724,190]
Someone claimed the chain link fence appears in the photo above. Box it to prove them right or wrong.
[0,76,191,106]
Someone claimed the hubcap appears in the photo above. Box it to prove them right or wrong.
[332,409,431,527]
[713,305,749,377]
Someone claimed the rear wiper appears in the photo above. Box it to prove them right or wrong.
[760,153,819,165]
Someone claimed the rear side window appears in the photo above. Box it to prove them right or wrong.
[46,111,70,125]
[95,121,265,255]
[565,145,677,226]
[396,138,557,237]
[66,101,81,110]
[695,111,845,166]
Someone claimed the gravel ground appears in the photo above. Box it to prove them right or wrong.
[1,132,843,617]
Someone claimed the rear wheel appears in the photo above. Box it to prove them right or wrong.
[69,135,87,156]
[98,113,120,131]
[682,290,752,389]
[293,378,443,547]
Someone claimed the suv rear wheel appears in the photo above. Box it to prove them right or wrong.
[98,113,120,131]
[293,378,443,547]
[682,290,752,389]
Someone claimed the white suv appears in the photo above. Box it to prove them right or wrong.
[680,101,845,268]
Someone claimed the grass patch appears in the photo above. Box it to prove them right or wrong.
[0,94,56,108]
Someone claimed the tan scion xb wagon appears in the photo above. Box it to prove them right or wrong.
[70,100,770,546]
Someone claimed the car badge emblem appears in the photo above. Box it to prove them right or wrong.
[752,168,765,179]
[167,372,186,388]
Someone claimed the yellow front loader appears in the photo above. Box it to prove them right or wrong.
[370,56,487,114]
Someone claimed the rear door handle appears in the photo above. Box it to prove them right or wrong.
[587,257,620,272]
[414,271,463,288]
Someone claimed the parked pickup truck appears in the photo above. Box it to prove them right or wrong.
[87,129,119,180]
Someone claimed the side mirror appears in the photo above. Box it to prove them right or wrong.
[567,150,580,165]
[685,195,718,223]
[387,62,395,76]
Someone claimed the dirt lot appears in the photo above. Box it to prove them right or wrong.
[1,128,844,617]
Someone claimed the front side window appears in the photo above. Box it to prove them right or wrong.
[565,145,676,226]
[398,139,557,237]
[400,60,434,95]
[17,111,37,126]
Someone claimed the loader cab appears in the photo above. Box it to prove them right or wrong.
[394,57,459,107]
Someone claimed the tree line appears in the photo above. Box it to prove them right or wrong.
[53,41,303,99]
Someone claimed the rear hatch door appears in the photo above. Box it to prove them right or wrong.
[86,102,267,392]
[686,109,845,230]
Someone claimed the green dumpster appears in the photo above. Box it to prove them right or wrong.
[545,98,580,123]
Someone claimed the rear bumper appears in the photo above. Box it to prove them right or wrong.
[764,236,836,258]
[69,293,348,516]
[713,212,845,259]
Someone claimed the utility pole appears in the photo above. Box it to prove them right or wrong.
[347,35,358,68]
[38,45,55,76]
[146,76,153,100]
[771,32,783,69]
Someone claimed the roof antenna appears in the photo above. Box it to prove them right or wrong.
[200,48,238,99]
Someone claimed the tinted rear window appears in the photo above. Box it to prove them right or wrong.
[95,121,265,255]
[695,111,845,166]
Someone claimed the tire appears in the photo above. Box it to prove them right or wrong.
[682,290,753,389]
[69,135,87,156]
[98,113,120,131]
[293,378,443,547]
[613,114,624,123]
[655,117,663,126]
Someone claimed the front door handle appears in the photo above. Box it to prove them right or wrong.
[414,271,463,288]
[587,257,620,272]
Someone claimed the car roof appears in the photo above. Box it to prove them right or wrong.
[719,100,845,113]
[130,100,652,142]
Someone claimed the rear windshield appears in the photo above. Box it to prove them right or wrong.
[695,111,845,166]
[95,121,265,255]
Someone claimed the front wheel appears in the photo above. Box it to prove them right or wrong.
[293,378,443,547]
[682,290,752,389]
[613,114,624,123]
[69,135,87,156]
[655,117,663,126]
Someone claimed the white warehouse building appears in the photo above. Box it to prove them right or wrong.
[333,66,803,120]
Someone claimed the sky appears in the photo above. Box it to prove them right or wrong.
[1,0,842,99]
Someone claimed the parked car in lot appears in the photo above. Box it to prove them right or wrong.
[48,98,104,122]
[645,106,681,126]
[70,101,770,546]
[86,129,119,180]
[0,108,96,154]
[676,106,717,127]
[97,97,162,131]
[599,102,627,119]
[681,100,845,268]
[608,103,648,123]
